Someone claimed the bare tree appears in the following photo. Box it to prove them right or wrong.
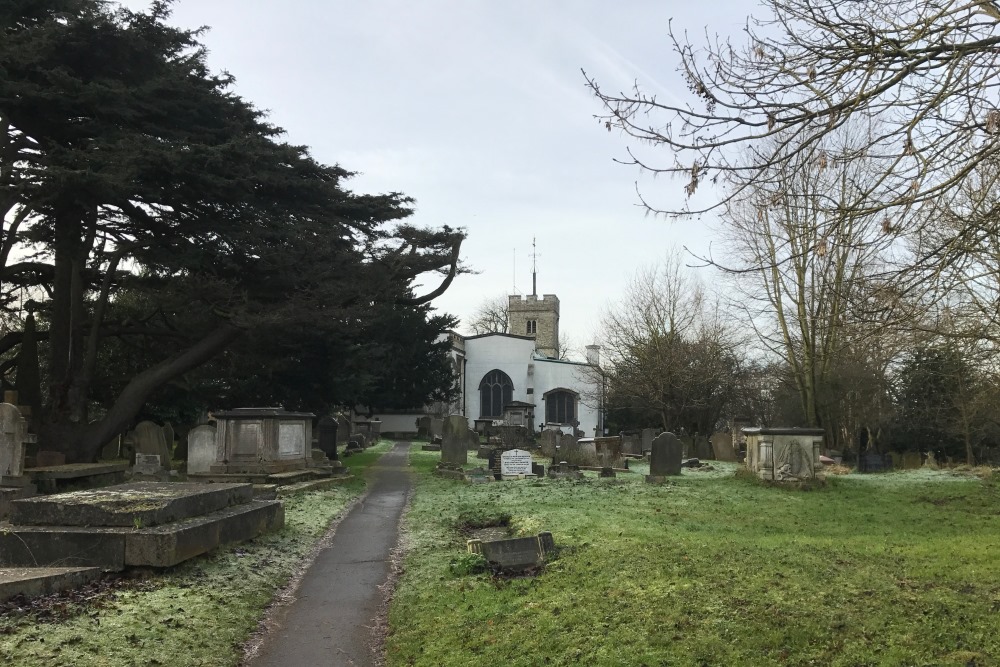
[585,1,1000,238]
[466,293,509,335]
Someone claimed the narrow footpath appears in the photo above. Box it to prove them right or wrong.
[250,442,412,667]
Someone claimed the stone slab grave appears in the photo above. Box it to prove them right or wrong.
[500,448,535,480]
[26,462,128,494]
[467,531,555,573]
[646,431,683,483]
[0,482,283,571]
[0,567,102,602]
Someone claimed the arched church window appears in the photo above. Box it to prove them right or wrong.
[479,369,513,418]
[545,390,576,424]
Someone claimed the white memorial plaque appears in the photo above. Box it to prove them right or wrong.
[278,422,305,457]
[133,453,162,475]
[500,448,533,477]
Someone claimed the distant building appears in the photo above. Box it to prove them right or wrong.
[369,290,602,438]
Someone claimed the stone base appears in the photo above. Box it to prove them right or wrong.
[499,474,538,481]
[645,475,670,484]
[0,485,36,521]
[0,499,284,571]
[0,567,102,602]
[421,444,441,452]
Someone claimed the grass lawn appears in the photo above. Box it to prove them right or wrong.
[0,440,393,667]
[387,447,1000,667]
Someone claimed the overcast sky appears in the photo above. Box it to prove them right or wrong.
[123,0,755,349]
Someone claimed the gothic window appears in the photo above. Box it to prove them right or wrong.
[545,390,576,424]
[479,369,513,418]
[526,320,537,334]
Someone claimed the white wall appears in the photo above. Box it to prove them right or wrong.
[532,357,601,436]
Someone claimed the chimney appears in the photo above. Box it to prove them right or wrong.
[585,344,601,367]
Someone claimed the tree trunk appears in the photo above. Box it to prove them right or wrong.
[54,322,243,462]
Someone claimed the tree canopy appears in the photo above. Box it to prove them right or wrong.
[0,0,464,460]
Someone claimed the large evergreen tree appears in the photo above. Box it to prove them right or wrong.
[0,0,464,460]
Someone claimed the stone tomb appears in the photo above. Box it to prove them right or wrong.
[743,427,824,481]
[500,448,534,479]
[0,482,283,571]
[646,431,683,483]
[0,403,35,520]
[210,408,313,475]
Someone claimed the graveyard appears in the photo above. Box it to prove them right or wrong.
[3,427,1000,666]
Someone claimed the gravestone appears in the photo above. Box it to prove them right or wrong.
[430,418,444,440]
[100,436,122,461]
[695,437,713,460]
[599,467,616,478]
[500,449,533,478]
[647,431,682,482]
[901,452,922,469]
[539,430,558,458]
[441,415,468,467]
[317,416,339,459]
[558,434,580,464]
[349,433,367,449]
[336,415,351,443]
[924,451,938,469]
[162,423,175,454]
[594,436,624,468]
[133,421,172,471]
[531,462,545,477]
[577,438,598,466]
[710,432,737,462]
[186,425,217,475]
[888,451,902,469]
[621,434,641,456]
[465,427,480,450]
[0,403,26,484]
[132,453,163,476]
[640,428,656,454]
[370,420,382,441]
[416,416,431,439]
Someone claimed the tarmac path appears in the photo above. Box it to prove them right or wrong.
[249,441,411,667]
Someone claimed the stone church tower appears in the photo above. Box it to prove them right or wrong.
[508,294,560,358]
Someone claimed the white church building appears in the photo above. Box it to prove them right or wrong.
[370,292,604,437]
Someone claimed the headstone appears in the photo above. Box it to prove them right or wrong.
[441,415,469,467]
[416,416,431,439]
[349,433,367,449]
[430,418,444,440]
[0,403,26,482]
[647,431,682,481]
[132,453,163,476]
[924,451,938,469]
[531,462,545,477]
[558,434,580,464]
[370,419,382,441]
[594,436,624,468]
[336,415,351,443]
[186,425,217,475]
[902,452,922,469]
[133,420,172,471]
[500,449,533,478]
[888,451,902,469]
[640,428,656,454]
[710,432,737,461]
[317,416,339,459]
[162,423,175,454]
[577,438,598,466]
[599,467,616,478]
[539,430,558,458]
[621,434,641,456]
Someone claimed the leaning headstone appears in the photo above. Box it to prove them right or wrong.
[710,432,737,462]
[317,416,339,459]
[647,431,682,483]
[162,423,175,456]
[186,425,217,475]
[441,415,469,467]
[500,449,533,479]
[100,436,122,461]
[133,420,172,471]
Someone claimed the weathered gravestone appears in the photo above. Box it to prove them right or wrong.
[100,436,122,462]
[465,427,480,450]
[577,438,599,466]
[416,416,431,439]
[162,422,175,454]
[924,451,939,469]
[132,453,163,476]
[336,415,351,443]
[640,428,656,454]
[646,431,682,482]
[901,452,922,469]
[186,425,217,475]
[539,430,558,458]
[133,420,172,471]
[710,432,738,462]
[440,415,468,467]
[317,416,339,459]
[594,436,624,468]
[558,434,580,464]
[500,449,533,479]
[621,433,641,456]
[430,418,444,441]
[370,420,382,441]
[0,403,27,484]
[695,436,713,460]
[349,433,367,449]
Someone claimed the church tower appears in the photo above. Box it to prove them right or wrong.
[508,239,559,357]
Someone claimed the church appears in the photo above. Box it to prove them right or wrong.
[369,291,604,438]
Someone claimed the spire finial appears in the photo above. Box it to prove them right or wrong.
[531,237,538,297]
